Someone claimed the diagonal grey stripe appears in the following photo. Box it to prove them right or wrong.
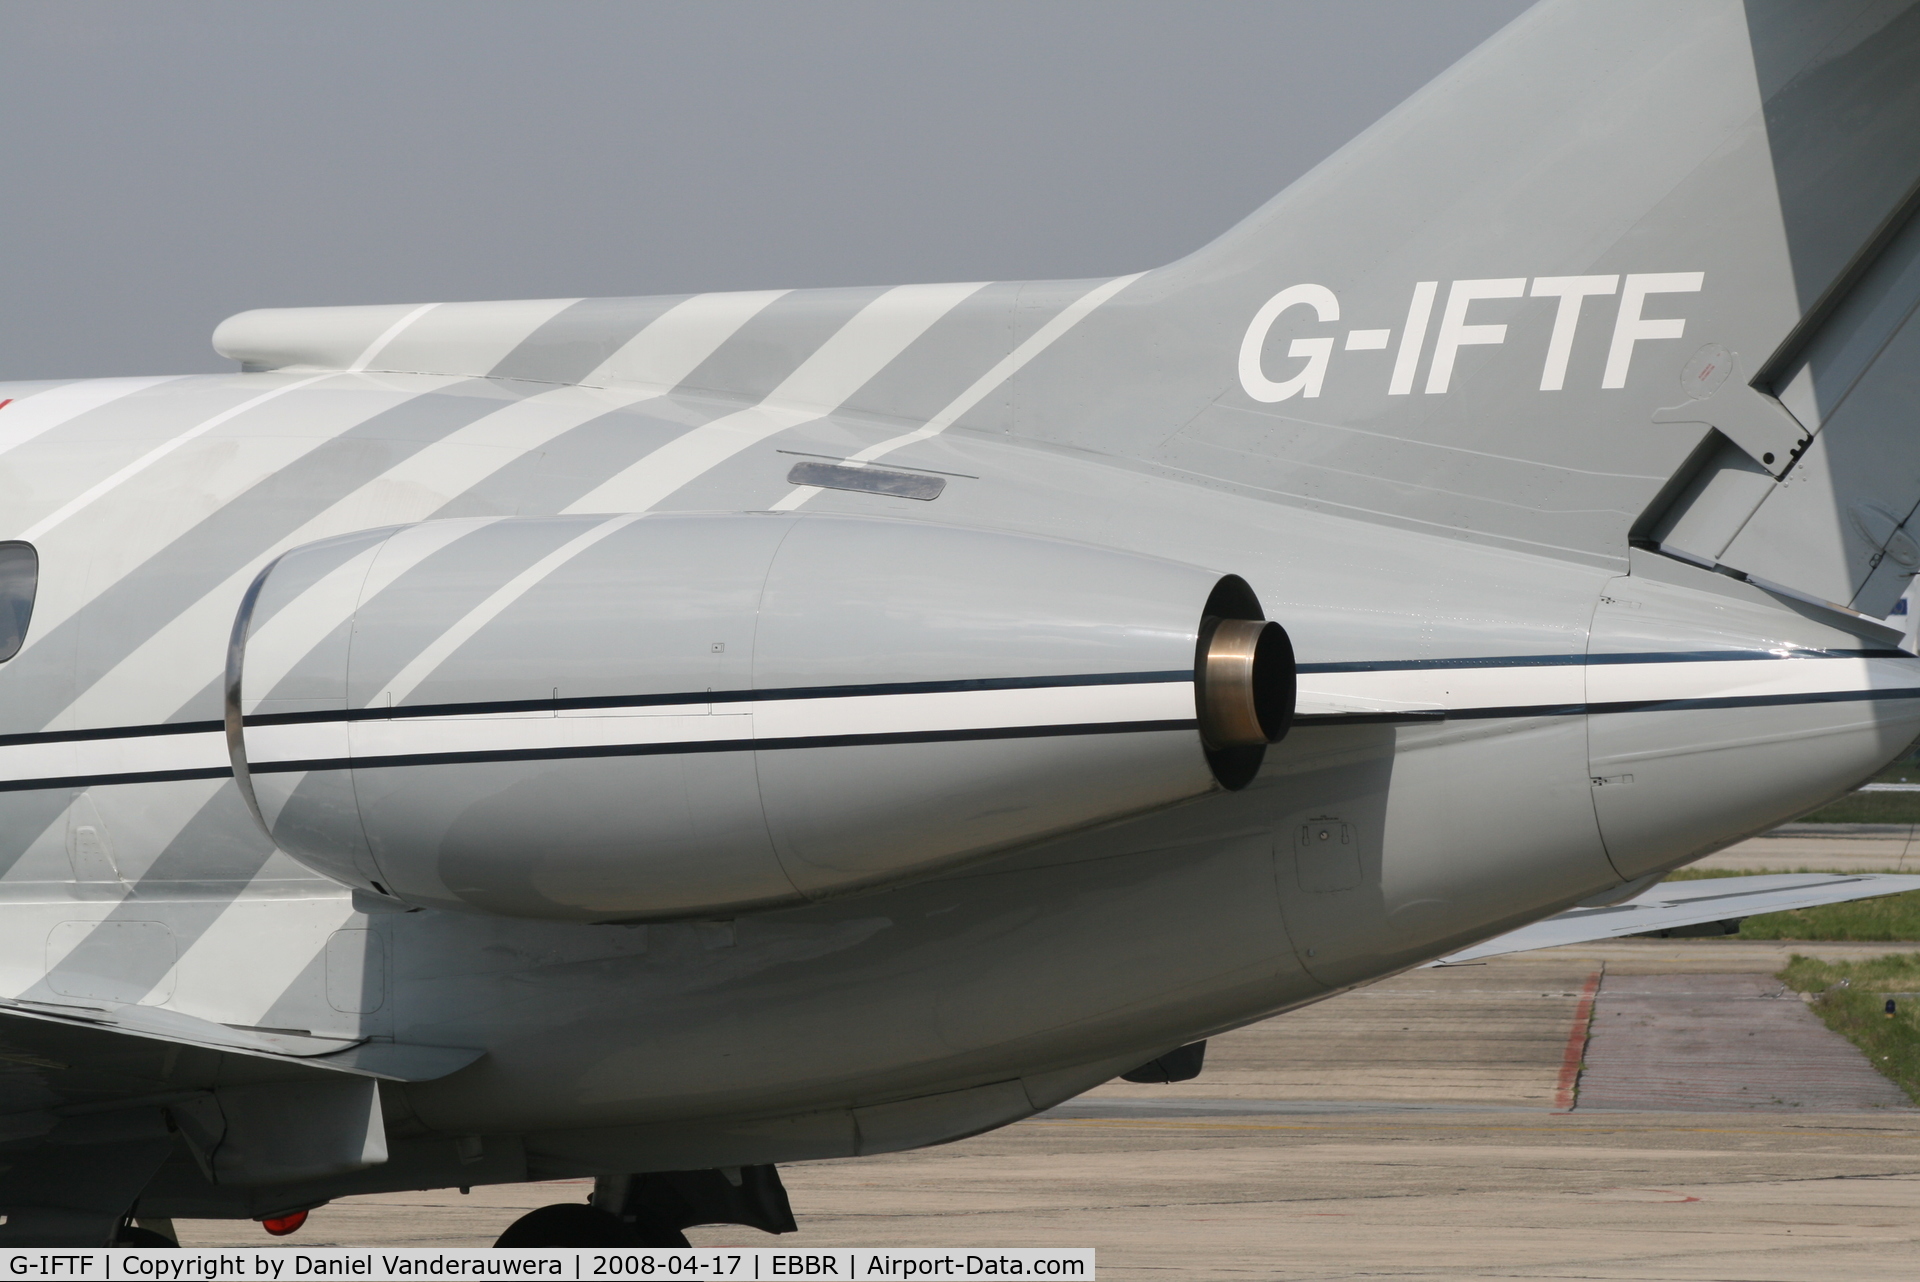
[668,286,891,402]
[0,380,534,735]
[20,782,288,1008]
[430,291,890,520]
[487,294,694,386]
[429,396,724,520]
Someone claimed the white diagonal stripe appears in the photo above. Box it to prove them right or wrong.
[368,282,988,706]
[583,290,789,388]
[565,280,989,515]
[12,374,469,680]
[371,515,642,708]
[236,520,498,713]
[58,289,783,729]
[0,376,188,461]
[347,302,441,372]
[16,373,337,544]
[21,304,467,547]
[55,386,663,728]
[770,272,1144,511]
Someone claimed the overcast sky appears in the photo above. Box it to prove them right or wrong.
[0,0,1532,381]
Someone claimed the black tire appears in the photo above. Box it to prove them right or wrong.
[630,1218,692,1248]
[495,1203,643,1247]
[114,1228,179,1247]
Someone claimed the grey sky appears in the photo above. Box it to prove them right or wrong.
[0,1,1532,381]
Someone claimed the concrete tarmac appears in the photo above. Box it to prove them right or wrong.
[1691,824,1920,872]
[174,939,1920,1279]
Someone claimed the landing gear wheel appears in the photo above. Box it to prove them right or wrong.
[630,1219,691,1248]
[114,1228,179,1247]
[495,1203,642,1247]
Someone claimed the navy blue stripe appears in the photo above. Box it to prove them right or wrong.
[243,670,1195,729]
[1294,685,1920,727]
[1297,649,1905,674]
[0,765,233,795]
[0,719,225,749]
[6,679,1920,794]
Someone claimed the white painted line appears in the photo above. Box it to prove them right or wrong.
[17,373,337,544]
[0,376,188,460]
[370,514,642,709]
[569,280,991,516]
[348,302,441,372]
[582,290,790,389]
[1589,656,1920,705]
[0,729,229,786]
[770,272,1146,511]
[248,682,1196,765]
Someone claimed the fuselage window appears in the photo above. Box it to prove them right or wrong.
[0,543,39,662]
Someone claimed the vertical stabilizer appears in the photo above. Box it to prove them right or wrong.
[1000,0,1920,578]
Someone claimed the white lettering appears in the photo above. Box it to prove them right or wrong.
[1238,283,1339,401]
[1344,329,1390,350]
[1387,281,1438,395]
[1529,274,1618,391]
[1426,278,1526,393]
[1603,271,1704,389]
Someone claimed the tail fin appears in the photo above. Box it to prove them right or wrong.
[1011,0,1920,590]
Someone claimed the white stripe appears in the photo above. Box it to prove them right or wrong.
[582,290,789,388]
[1590,656,1920,705]
[751,681,1191,739]
[368,283,988,706]
[565,280,990,515]
[1295,654,1920,718]
[769,272,1145,511]
[0,729,229,786]
[16,372,337,544]
[347,302,441,372]
[59,295,783,731]
[372,515,642,709]
[1299,666,1578,716]
[161,889,358,1026]
[0,376,187,461]
[246,719,353,766]
[237,520,500,714]
[60,386,658,729]
[30,656,1920,788]
[246,681,1197,765]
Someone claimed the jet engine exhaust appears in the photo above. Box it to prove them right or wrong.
[1197,617,1293,749]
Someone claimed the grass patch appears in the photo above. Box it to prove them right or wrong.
[1778,953,1920,1103]
[1800,793,1920,823]
[1656,867,1920,939]
[1737,891,1920,940]
[1788,750,1920,822]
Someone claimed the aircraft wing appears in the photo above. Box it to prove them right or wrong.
[0,994,480,1091]
[1436,873,1920,964]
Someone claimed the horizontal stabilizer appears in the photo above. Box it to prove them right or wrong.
[1436,872,1920,963]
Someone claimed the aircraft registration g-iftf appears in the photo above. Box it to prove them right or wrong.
[4,0,1920,1247]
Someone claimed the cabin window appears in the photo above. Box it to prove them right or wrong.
[0,543,39,662]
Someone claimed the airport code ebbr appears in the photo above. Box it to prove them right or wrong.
[0,1252,1092,1280]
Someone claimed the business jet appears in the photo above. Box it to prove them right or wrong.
[0,0,1916,1246]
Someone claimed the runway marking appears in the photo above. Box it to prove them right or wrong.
[1556,965,1604,1111]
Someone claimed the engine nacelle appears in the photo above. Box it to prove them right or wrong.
[227,513,1291,921]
